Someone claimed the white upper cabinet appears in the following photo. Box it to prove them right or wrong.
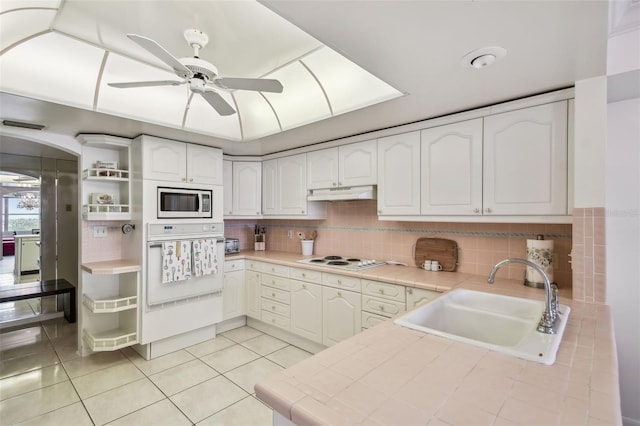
[224,160,261,217]
[223,160,233,215]
[420,119,483,215]
[307,139,377,189]
[141,136,223,185]
[483,101,568,216]
[232,162,262,217]
[263,154,326,218]
[377,131,421,216]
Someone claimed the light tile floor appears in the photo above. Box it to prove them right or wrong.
[0,319,313,425]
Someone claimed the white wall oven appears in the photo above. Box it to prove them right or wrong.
[141,222,224,345]
[157,186,212,219]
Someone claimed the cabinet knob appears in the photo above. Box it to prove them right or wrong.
[182,177,186,182]
[485,208,492,213]
[333,182,337,187]
[337,279,342,284]
[379,305,385,311]
[378,289,384,294]
[473,208,480,214]
[407,288,413,295]
[302,273,306,277]
[272,305,276,310]
[257,212,260,215]
[272,293,276,297]
[338,181,342,186]
[301,210,305,214]
[337,292,342,297]
[378,210,382,214]
[189,178,193,182]
[303,284,307,289]
[272,318,276,323]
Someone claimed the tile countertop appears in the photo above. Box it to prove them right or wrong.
[228,251,621,425]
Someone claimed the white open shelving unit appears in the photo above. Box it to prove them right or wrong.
[80,260,141,353]
[79,134,132,221]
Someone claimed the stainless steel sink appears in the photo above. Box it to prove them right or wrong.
[394,288,570,365]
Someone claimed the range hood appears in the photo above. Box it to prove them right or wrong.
[307,185,377,201]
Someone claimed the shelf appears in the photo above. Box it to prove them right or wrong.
[83,294,137,313]
[83,328,137,351]
[81,260,141,274]
[83,168,129,181]
[82,204,130,220]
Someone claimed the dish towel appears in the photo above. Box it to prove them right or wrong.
[193,239,218,277]
[161,240,192,283]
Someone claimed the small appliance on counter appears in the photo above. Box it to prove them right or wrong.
[225,238,240,254]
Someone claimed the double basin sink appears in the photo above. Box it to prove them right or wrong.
[394,288,570,365]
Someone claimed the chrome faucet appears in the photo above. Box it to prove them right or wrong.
[487,258,559,334]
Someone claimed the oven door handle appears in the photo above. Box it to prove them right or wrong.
[148,238,224,248]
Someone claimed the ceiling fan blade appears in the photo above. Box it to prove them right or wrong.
[108,80,186,88]
[201,90,236,116]
[214,77,283,93]
[127,34,193,79]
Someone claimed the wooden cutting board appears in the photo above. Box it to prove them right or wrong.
[414,237,458,271]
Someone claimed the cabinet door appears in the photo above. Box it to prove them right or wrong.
[223,269,245,320]
[143,138,187,182]
[233,162,262,216]
[483,101,568,215]
[262,159,278,215]
[20,239,40,272]
[377,132,421,216]
[340,139,377,187]
[278,154,307,215]
[420,119,483,215]
[322,286,361,346]
[245,271,262,319]
[186,144,223,185]
[223,160,233,215]
[405,287,440,310]
[307,148,339,189]
[290,280,323,343]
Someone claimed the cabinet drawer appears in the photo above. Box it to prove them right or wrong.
[246,261,264,272]
[361,311,388,329]
[261,286,290,305]
[225,259,245,271]
[406,287,441,310]
[361,279,406,302]
[290,267,322,284]
[261,298,290,318]
[261,274,290,291]
[261,310,290,330]
[362,294,405,318]
[262,263,289,277]
[323,273,361,292]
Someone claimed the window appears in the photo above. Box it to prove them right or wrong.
[2,195,40,234]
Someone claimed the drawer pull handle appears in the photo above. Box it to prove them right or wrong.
[272,318,276,323]
[337,280,342,284]
[379,305,385,311]
[272,306,276,310]
[303,284,307,289]
[378,289,384,294]
[302,273,306,277]
[272,293,276,297]
[337,292,342,297]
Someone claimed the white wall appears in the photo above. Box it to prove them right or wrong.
[606,97,640,426]
[573,77,608,208]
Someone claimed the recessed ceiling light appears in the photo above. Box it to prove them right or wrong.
[461,46,507,69]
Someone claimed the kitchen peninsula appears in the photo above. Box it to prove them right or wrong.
[228,251,621,426]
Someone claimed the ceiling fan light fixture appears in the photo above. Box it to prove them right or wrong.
[461,46,507,69]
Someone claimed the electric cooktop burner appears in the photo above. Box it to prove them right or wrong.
[297,255,385,271]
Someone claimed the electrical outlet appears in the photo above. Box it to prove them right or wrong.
[93,226,107,237]
[287,230,293,239]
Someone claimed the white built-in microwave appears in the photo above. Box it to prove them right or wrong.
[157,186,212,219]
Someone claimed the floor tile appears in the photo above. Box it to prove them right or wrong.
[71,361,145,399]
[83,378,165,425]
[0,380,80,424]
[123,348,195,376]
[200,344,261,373]
[61,350,128,379]
[0,348,60,379]
[221,326,264,343]
[41,318,77,341]
[16,401,93,426]
[198,395,273,426]
[149,358,219,396]
[0,325,46,352]
[107,398,192,426]
[170,375,249,423]
[186,335,236,358]
[266,345,313,368]
[225,357,284,394]
[240,334,288,356]
[0,364,68,401]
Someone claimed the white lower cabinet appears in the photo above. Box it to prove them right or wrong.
[245,269,262,320]
[261,265,291,331]
[322,286,361,346]
[223,259,245,321]
[406,287,441,309]
[361,279,406,325]
[290,280,323,344]
[361,311,388,330]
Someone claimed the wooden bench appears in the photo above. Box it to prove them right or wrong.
[0,279,76,323]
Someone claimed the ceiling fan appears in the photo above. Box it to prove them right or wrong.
[108,29,284,116]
